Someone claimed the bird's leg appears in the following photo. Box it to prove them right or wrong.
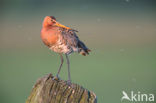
[65,54,71,85]
[56,53,64,78]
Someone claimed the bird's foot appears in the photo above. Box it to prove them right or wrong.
[52,75,60,80]
[56,74,60,79]
[66,80,74,88]
[67,80,71,85]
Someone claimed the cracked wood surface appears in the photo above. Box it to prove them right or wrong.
[26,73,97,103]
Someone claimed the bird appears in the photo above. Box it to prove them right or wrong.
[41,16,90,84]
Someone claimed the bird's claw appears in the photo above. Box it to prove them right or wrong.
[56,74,60,79]
[66,80,74,88]
[67,80,71,85]
[52,75,60,80]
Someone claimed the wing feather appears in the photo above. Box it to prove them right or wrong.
[59,28,90,55]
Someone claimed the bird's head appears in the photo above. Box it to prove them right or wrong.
[42,16,71,30]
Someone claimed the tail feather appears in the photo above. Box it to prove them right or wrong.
[78,40,91,56]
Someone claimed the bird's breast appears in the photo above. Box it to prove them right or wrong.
[41,29,59,47]
[41,27,78,54]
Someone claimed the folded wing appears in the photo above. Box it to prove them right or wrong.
[60,28,90,56]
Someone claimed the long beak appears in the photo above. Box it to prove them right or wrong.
[55,21,71,30]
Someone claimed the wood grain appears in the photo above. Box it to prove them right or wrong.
[26,74,97,103]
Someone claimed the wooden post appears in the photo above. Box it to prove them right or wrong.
[26,73,97,103]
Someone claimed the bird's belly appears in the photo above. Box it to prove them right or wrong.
[49,42,78,55]
[49,34,78,54]
[50,44,71,54]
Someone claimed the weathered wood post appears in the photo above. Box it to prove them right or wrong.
[26,73,97,103]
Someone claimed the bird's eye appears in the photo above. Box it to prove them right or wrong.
[51,19,56,23]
